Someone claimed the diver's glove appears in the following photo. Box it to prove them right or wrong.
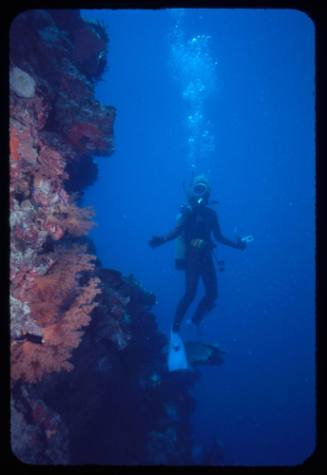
[236,237,247,250]
[149,235,166,248]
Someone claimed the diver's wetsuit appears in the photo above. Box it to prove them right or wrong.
[174,242,217,331]
[162,205,240,332]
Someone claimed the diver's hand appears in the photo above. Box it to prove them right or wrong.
[236,237,247,250]
[149,235,166,248]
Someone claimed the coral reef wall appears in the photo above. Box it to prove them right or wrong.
[37,269,199,464]
[10,9,114,386]
[10,10,198,465]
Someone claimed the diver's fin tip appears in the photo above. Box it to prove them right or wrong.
[168,330,189,372]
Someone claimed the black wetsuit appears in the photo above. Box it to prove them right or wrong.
[163,205,240,332]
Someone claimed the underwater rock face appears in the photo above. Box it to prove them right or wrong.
[10,9,115,158]
[37,269,198,465]
[9,10,113,389]
[9,9,113,463]
[10,9,198,465]
[11,386,70,464]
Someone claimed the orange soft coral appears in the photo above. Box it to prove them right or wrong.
[55,202,96,237]
[11,246,101,384]
[28,245,97,323]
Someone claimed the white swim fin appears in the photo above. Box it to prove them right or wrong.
[168,330,189,372]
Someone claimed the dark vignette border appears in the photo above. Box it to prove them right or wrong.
[1,0,326,473]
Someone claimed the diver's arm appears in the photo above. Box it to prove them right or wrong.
[162,221,184,241]
[212,212,246,250]
[149,219,185,248]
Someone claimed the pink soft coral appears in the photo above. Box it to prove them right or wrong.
[11,246,101,384]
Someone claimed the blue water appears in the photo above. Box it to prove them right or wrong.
[81,8,315,466]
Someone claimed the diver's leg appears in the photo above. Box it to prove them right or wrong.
[192,253,218,326]
[172,257,199,332]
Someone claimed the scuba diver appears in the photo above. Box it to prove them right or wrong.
[149,174,247,334]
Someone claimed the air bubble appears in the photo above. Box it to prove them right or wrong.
[168,15,218,169]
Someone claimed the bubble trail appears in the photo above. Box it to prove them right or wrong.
[168,9,218,174]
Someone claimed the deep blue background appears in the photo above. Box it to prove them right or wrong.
[82,9,315,465]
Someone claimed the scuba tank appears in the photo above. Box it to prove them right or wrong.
[175,210,186,270]
[174,203,192,270]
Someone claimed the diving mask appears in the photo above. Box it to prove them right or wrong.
[191,182,210,205]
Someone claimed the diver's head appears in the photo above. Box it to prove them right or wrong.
[187,174,211,207]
